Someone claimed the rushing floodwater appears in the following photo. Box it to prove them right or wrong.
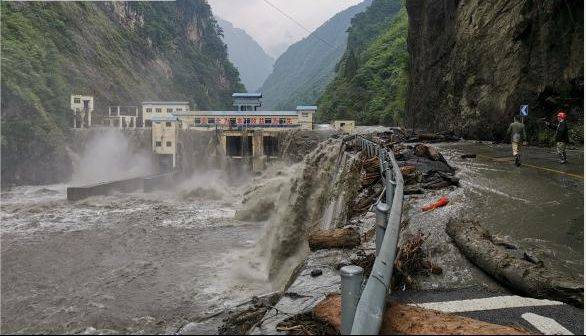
[0,174,273,334]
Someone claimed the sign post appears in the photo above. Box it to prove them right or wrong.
[520,105,528,123]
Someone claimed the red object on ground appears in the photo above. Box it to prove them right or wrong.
[422,196,449,212]
[558,111,567,121]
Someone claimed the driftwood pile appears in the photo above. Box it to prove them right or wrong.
[370,128,460,144]
[351,153,384,215]
[447,219,584,307]
[394,231,442,289]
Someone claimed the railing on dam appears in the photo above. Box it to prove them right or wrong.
[342,134,405,335]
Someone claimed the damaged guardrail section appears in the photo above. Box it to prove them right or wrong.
[343,135,404,335]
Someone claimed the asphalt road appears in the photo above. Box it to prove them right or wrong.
[439,142,584,275]
[392,286,583,334]
[395,141,583,334]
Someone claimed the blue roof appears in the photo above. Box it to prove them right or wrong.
[142,101,189,105]
[151,115,178,122]
[296,106,317,110]
[232,93,262,98]
[175,111,298,117]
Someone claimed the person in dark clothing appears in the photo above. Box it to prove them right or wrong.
[554,111,570,164]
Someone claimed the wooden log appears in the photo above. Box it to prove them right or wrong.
[313,294,529,335]
[308,227,360,251]
[446,219,583,307]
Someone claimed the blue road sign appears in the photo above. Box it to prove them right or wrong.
[520,105,529,117]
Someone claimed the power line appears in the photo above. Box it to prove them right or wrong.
[260,0,336,50]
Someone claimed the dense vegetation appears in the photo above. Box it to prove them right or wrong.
[261,0,372,110]
[317,0,407,125]
[217,17,274,92]
[1,0,243,185]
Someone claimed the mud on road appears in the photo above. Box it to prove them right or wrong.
[1,174,272,335]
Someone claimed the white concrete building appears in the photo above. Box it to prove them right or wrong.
[151,115,179,171]
[142,101,189,127]
[296,106,316,130]
[70,95,94,128]
[107,106,139,128]
[332,120,356,133]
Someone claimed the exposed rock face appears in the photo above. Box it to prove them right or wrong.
[406,0,583,140]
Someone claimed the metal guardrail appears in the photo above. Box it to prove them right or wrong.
[341,134,405,335]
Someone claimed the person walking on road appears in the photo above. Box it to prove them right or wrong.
[553,111,570,164]
[507,116,527,167]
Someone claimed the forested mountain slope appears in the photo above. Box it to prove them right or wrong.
[261,0,372,110]
[1,0,244,185]
[317,0,405,125]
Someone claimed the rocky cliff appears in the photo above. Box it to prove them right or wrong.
[406,0,583,140]
[1,0,244,186]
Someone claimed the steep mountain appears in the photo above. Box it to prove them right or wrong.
[216,17,274,92]
[1,0,244,186]
[406,0,583,141]
[261,0,372,110]
[317,0,405,125]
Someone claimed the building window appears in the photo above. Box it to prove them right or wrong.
[145,120,152,127]
[265,118,272,124]
[167,108,173,113]
[244,118,251,125]
[176,108,182,112]
[208,118,215,124]
[155,141,162,147]
[156,108,162,113]
[166,141,172,147]
[194,118,201,125]
[279,118,286,124]
[74,98,81,104]
[165,122,172,127]
[302,112,309,117]
[146,108,152,113]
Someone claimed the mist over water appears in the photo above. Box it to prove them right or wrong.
[70,130,154,185]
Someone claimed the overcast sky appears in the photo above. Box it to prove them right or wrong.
[208,0,363,58]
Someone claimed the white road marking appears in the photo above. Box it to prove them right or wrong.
[522,313,573,335]
[410,295,564,313]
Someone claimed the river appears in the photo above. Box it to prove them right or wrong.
[1,172,273,334]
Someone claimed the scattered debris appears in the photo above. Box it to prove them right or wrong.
[275,313,337,335]
[218,293,281,335]
[446,219,584,307]
[394,231,442,288]
[421,196,449,212]
[460,153,477,159]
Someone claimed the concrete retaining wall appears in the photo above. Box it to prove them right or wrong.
[67,177,144,201]
[67,172,180,201]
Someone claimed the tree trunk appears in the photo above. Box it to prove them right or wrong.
[446,219,583,307]
[308,227,360,251]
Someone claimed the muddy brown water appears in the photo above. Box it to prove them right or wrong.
[0,178,272,334]
[438,142,584,276]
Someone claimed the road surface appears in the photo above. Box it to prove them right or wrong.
[439,141,583,275]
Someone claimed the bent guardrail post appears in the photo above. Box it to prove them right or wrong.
[341,265,365,335]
